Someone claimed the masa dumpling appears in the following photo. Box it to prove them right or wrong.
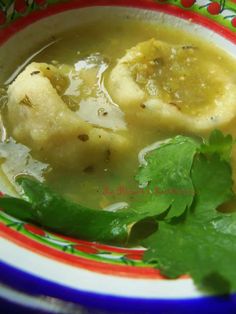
[108,39,236,133]
[6,62,129,169]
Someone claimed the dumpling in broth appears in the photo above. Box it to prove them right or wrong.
[6,62,129,169]
[108,39,236,134]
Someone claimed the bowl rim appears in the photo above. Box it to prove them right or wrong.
[0,0,236,44]
[1,260,236,314]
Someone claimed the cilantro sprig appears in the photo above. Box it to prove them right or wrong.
[135,136,197,219]
[143,130,236,294]
[1,130,236,293]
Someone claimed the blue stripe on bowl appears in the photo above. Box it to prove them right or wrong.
[1,261,236,314]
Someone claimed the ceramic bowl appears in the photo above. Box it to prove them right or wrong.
[0,1,236,313]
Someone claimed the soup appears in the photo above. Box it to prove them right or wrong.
[1,17,235,209]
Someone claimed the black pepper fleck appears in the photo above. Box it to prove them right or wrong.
[30,71,40,76]
[83,165,94,173]
[169,102,181,111]
[105,149,111,162]
[78,134,89,142]
[182,45,197,50]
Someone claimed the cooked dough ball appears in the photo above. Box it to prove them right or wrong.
[6,62,129,169]
[108,39,236,133]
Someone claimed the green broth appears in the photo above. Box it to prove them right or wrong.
[1,17,236,208]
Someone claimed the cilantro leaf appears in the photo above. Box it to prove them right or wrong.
[136,136,198,219]
[191,153,234,213]
[0,196,33,220]
[200,129,233,161]
[143,147,236,293]
[0,176,148,245]
[143,213,236,294]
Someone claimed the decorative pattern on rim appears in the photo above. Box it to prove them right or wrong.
[0,0,235,30]
[0,211,164,278]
